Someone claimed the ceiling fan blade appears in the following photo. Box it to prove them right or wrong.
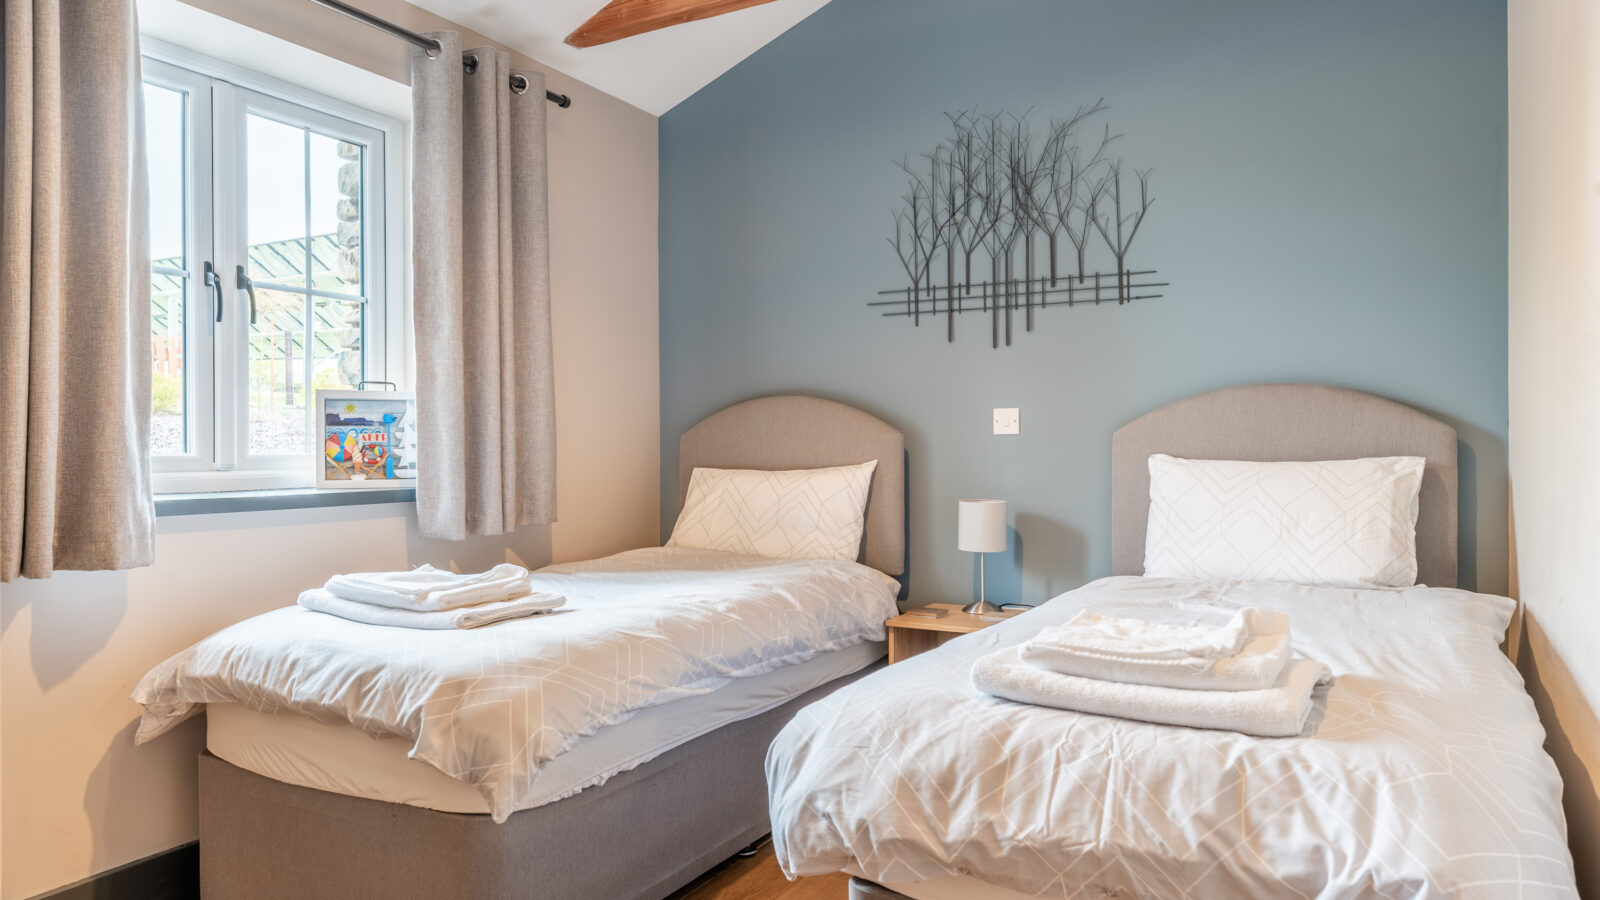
[565,0,781,49]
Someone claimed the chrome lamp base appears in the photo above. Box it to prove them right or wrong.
[962,552,1000,615]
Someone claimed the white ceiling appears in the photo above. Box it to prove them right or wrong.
[409,0,830,116]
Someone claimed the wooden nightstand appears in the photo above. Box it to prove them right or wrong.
[885,603,1018,664]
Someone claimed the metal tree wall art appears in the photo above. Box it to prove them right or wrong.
[871,102,1166,347]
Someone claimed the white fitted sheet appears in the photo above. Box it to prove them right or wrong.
[208,640,884,815]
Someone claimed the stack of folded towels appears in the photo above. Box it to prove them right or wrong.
[971,607,1331,737]
[297,563,566,630]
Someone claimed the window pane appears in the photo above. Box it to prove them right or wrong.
[309,132,363,299]
[146,84,185,262]
[244,121,368,458]
[247,114,308,285]
[248,287,310,456]
[150,272,186,455]
[145,82,186,455]
[312,294,363,394]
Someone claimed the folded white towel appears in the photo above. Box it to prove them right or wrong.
[1041,607,1259,661]
[325,563,531,612]
[972,646,1331,737]
[1020,608,1291,691]
[298,588,565,630]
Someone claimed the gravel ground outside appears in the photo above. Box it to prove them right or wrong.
[150,412,308,456]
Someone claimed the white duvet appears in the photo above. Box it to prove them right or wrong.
[135,547,900,822]
[767,576,1578,899]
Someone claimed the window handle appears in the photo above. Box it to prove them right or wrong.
[204,261,223,323]
[236,265,258,325]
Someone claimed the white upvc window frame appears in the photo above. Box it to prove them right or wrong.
[143,57,215,478]
[143,39,405,494]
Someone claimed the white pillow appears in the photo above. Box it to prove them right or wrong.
[667,460,878,562]
[1143,454,1425,589]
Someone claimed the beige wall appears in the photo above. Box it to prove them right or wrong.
[0,0,659,896]
[1507,0,1600,894]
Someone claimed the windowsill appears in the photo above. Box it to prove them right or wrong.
[154,486,416,517]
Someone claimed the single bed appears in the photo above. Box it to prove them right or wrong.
[135,395,907,900]
[764,383,1578,899]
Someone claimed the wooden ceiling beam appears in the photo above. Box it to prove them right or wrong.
[565,0,780,49]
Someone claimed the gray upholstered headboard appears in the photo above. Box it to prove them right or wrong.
[677,396,905,577]
[1111,383,1459,587]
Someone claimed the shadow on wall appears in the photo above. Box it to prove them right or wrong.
[1,570,130,692]
[964,518,1087,608]
[1015,514,1086,601]
[1517,613,1599,896]
[969,526,1024,607]
[0,504,556,694]
[1405,394,1502,593]
[1455,436,1479,591]
[403,508,555,574]
[84,717,205,876]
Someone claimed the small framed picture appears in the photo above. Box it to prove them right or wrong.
[314,389,418,489]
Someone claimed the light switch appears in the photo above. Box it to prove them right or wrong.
[993,408,1020,435]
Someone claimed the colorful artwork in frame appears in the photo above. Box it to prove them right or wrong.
[314,389,418,489]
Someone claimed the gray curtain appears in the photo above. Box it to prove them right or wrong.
[1,0,153,581]
[411,33,557,541]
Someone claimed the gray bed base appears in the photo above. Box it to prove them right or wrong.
[850,877,912,898]
[199,660,881,900]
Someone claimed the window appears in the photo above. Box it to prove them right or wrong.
[143,51,399,492]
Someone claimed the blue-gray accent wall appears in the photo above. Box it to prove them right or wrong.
[660,0,1508,603]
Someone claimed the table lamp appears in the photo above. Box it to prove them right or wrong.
[958,499,1007,615]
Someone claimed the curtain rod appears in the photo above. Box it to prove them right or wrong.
[307,0,574,108]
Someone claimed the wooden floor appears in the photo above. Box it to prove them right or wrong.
[668,839,852,900]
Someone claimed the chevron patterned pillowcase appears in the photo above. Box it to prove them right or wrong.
[668,460,878,562]
[1143,454,1426,589]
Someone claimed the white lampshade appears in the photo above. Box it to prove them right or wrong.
[957,499,1007,553]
